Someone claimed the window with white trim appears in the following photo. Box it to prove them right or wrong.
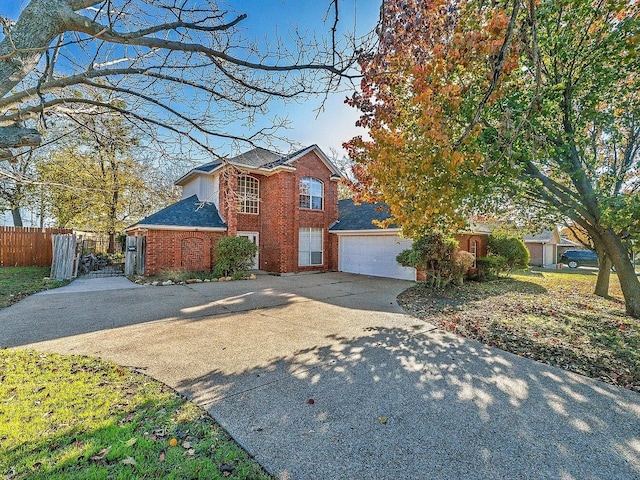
[299,177,323,210]
[299,228,323,266]
[238,175,259,214]
[470,239,478,268]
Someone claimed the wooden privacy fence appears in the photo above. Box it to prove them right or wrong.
[0,226,72,267]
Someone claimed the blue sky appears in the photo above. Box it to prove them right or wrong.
[1,0,378,159]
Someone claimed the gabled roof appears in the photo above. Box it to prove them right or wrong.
[524,229,561,244]
[175,145,341,186]
[558,237,581,247]
[225,147,282,168]
[127,195,226,230]
[330,198,399,231]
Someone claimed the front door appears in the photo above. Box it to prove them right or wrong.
[237,232,259,270]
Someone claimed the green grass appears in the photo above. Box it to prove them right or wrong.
[0,267,69,309]
[0,349,272,480]
[399,269,640,392]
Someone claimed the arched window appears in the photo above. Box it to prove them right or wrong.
[237,175,259,214]
[470,239,478,268]
[299,177,323,210]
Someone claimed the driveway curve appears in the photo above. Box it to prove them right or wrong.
[2,272,639,479]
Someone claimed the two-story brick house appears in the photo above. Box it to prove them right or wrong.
[127,144,489,279]
[127,145,342,276]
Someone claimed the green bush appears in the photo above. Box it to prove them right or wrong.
[213,236,258,278]
[397,232,472,288]
[475,256,506,280]
[396,248,423,268]
[487,232,529,275]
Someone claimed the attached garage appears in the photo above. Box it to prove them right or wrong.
[330,199,416,281]
[330,199,490,282]
[338,232,416,281]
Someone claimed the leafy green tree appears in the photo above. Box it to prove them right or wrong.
[38,114,177,251]
[347,0,640,317]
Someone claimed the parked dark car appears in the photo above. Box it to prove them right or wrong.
[560,249,598,268]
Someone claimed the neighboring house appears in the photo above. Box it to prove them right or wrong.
[127,144,489,280]
[330,199,490,281]
[127,145,342,276]
[523,229,562,267]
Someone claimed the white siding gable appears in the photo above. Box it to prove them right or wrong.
[181,174,220,210]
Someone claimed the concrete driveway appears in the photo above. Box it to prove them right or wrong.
[2,272,639,479]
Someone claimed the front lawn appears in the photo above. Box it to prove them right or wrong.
[0,349,271,479]
[0,266,68,308]
[399,270,639,392]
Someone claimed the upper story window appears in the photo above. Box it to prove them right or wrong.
[238,175,259,214]
[299,177,323,210]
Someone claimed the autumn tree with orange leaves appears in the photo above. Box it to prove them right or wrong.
[345,0,640,318]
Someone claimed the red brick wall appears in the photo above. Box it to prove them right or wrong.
[221,150,339,274]
[258,172,284,272]
[140,229,225,276]
[289,151,339,273]
[526,243,543,266]
[455,234,488,258]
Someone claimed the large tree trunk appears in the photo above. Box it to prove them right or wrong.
[602,228,640,318]
[594,244,611,298]
[11,207,23,227]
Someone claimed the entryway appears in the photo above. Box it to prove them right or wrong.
[237,232,259,269]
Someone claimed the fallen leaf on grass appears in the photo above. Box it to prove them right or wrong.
[183,448,195,456]
[120,456,136,466]
[119,412,135,425]
[158,451,165,462]
[124,437,137,447]
[90,447,111,461]
[181,441,191,449]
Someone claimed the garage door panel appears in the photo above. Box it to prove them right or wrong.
[339,235,416,281]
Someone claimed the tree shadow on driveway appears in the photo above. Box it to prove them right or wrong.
[175,324,640,480]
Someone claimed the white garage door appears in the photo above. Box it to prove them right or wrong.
[339,235,416,281]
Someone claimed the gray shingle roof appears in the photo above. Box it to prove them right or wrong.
[330,199,493,234]
[524,230,556,243]
[194,160,223,173]
[226,147,282,168]
[330,199,398,231]
[179,145,341,186]
[135,195,226,229]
